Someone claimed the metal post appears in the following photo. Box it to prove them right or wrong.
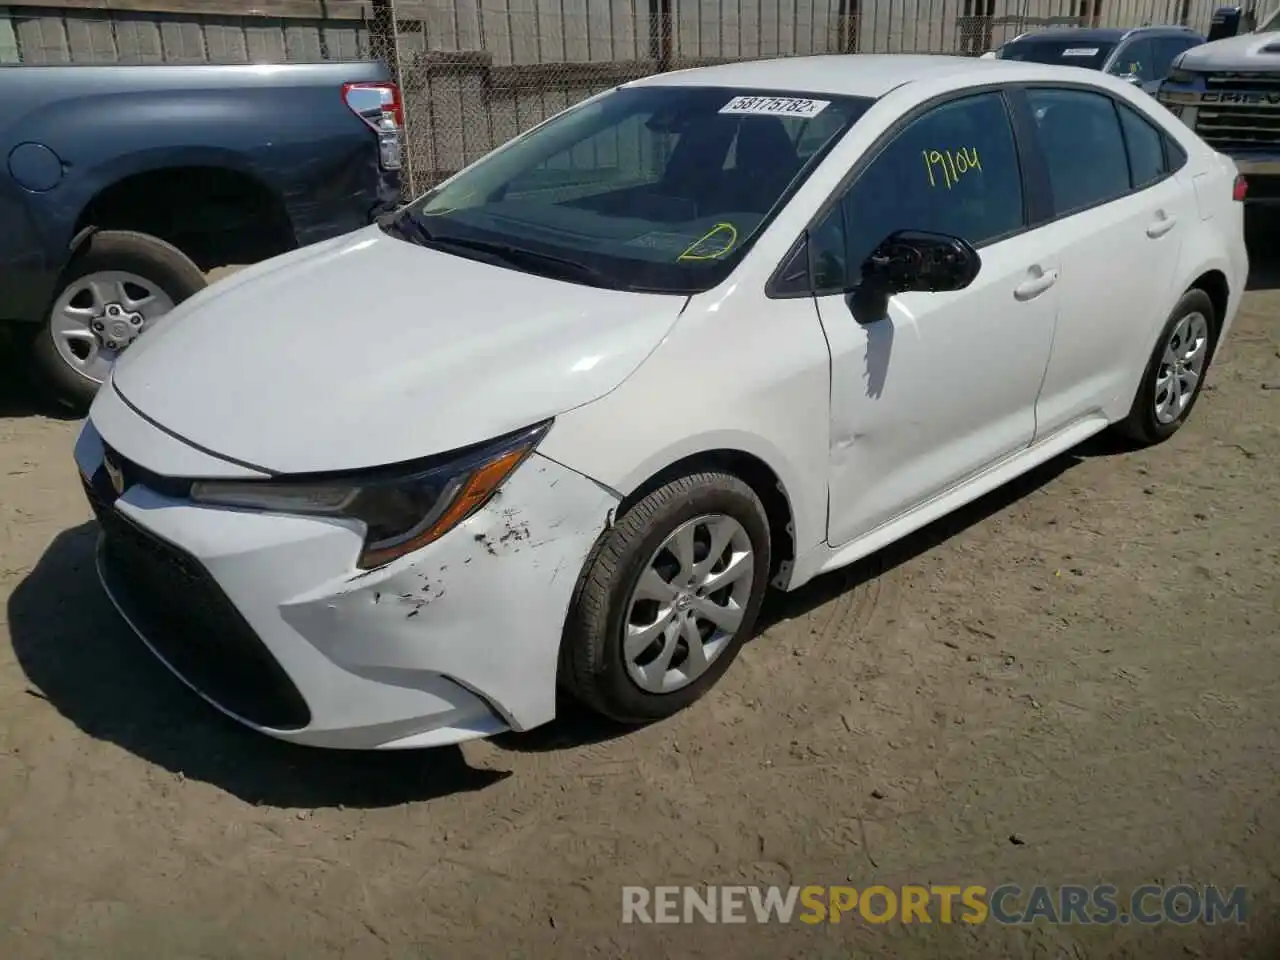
[372,0,417,196]
[649,0,672,71]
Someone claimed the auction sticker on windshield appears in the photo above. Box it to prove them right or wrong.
[1062,47,1100,57]
[719,95,830,118]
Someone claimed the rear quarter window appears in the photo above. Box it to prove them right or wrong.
[1163,134,1188,173]
[1117,101,1167,188]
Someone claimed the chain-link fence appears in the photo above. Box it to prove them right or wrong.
[366,0,1226,196]
[0,0,1227,195]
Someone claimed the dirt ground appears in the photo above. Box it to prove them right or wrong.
[1,240,1278,960]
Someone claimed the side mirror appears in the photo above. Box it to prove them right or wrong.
[1207,6,1242,41]
[858,230,981,297]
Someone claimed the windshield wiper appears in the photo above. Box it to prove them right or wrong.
[429,235,613,287]
[379,213,615,287]
[377,211,435,245]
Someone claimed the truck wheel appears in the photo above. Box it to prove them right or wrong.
[32,230,206,411]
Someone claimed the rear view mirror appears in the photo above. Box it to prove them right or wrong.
[858,230,981,296]
[645,110,697,134]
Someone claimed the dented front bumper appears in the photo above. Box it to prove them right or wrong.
[74,418,619,750]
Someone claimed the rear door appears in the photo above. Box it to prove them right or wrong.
[1018,86,1195,437]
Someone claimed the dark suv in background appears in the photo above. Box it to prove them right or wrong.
[994,25,1206,94]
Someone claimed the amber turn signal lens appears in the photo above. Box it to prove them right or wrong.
[356,446,528,569]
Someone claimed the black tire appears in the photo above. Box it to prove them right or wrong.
[32,230,206,412]
[561,471,772,724]
[1113,289,1218,447]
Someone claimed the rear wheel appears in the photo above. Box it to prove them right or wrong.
[33,230,206,411]
[562,472,772,723]
[1114,288,1217,446]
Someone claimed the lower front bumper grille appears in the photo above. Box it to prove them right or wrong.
[1194,107,1280,153]
[83,475,311,731]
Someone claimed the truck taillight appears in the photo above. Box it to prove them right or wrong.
[1232,174,1248,203]
[342,81,403,171]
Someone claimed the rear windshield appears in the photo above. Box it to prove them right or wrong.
[385,85,874,294]
[999,39,1117,70]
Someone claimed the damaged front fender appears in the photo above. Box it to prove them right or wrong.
[278,452,621,734]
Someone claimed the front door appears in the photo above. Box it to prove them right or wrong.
[810,91,1060,547]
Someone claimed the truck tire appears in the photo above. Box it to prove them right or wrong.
[33,230,206,412]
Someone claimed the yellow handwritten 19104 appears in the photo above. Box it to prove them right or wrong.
[923,147,982,189]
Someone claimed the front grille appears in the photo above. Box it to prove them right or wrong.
[1195,106,1280,150]
[83,471,311,731]
[1196,74,1280,152]
[1205,72,1280,94]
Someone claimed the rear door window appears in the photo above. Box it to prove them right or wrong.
[1026,88,1131,216]
[1153,36,1198,79]
[1113,38,1156,83]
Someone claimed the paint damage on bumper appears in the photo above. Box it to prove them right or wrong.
[76,415,620,750]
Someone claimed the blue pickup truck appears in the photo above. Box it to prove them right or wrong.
[1,61,403,409]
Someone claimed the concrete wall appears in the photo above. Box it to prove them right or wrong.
[0,3,372,65]
[0,9,20,63]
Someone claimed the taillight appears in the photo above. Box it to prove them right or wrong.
[342,81,403,171]
[1232,174,1248,202]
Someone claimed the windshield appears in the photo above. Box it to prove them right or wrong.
[386,85,873,294]
[998,39,1118,70]
[1260,6,1280,30]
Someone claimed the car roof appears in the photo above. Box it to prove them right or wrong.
[628,54,1034,99]
[1008,25,1196,43]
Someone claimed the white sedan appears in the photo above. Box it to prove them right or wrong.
[75,54,1248,749]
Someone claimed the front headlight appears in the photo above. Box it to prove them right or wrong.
[190,421,551,569]
[1167,69,1195,85]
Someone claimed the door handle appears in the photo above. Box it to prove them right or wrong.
[1013,268,1059,301]
[1146,214,1178,238]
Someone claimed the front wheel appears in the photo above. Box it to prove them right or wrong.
[32,230,206,411]
[561,471,772,724]
[1113,288,1217,446]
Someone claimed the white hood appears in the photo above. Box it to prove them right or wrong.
[109,226,686,474]
[1177,31,1280,72]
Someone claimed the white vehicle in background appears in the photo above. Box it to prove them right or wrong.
[1156,4,1280,207]
[76,54,1247,750]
